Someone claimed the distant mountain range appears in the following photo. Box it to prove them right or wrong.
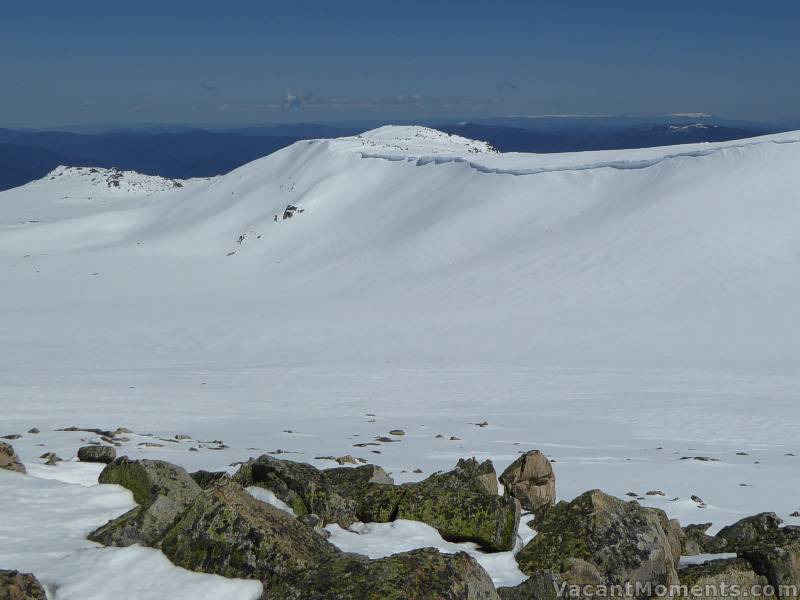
[0,119,784,191]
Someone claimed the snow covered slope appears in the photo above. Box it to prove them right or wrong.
[2,126,800,564]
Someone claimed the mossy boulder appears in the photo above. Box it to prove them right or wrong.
[77,444,116,464]
[233,455,397,526]
[682,523,729,555]
[499,450,555,513]
[397,459,520,552]
[161,479,499,600]
[89,457,201,546]
[515,490,679,594]
[190,469,230,489]
[497,570,565,600]
[716,513,784,551]
[235,455,518,552]
[0,570,47,600]
[679,558,773,598]
[0,442,25,474]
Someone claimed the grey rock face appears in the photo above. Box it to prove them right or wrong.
[679,558,773,598]
[88,457,201,547]
[499,450,556,513]
[515,490,679,596]
[0,442,25,474]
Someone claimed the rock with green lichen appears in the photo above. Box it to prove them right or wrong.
[682,523,729,555]
[233,455,396,527]
[0,569,47,600]
[161,479,499,600]
[396,458,520,552]
[77,444,116,464]
[716,513,784,551]
[679,559,773,598]
[497,570,565,600]
[0,442,25,474]
[88,457,201,547]
[515,490,679,595]
[235,455,519,552]
[499,450,555,513]
[190,469,230,489]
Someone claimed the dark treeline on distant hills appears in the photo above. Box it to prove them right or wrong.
[0,118,786,191]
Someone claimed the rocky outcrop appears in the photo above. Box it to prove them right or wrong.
[679,558,773,598]
[88,457,201,546]
[497,571,565,600]
[515,490,679,595]
[499,451,556,513]
[682,523,729,555]
[716,513,785,550]
[77,444,116,464]
[160,479,499,600]
[0,442,25,474]
[190,469,230,489]
[395,458,520,552]
[235,455,520,551]
[0,569,47,599]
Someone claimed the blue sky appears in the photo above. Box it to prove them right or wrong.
[2,1,799,126]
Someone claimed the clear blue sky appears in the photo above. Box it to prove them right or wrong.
[2,0,799,127]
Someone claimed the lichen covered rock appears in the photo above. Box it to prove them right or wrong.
[396,459,520,552]
[89,457,201,546]
[515,490,679,594]
[161,480,499,600]
[497,570,565,600]
[0,569,47,600]
[682,523,729,555]
[499,450,555,513]
[679,559,773,598]
[0,442,25,474]
[77,444,116,464]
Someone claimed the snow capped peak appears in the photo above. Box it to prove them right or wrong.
[40,165,185,194]
[345,125,497,156]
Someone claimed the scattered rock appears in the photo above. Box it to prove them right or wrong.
[27,428,40,434]
[388,430,405,436]
[515,489,679,589]
[499,450,556,513]
[88,457,201,547]
[791,511,800,518]
[680,456,720,462]
[374,436,398,443]
[450,436,461,441]
[691,494,705,505]
[0,442,26,474]
[1,434,21,440]
[474,421,489,428]
[0,569,47,599]
[174,434,191,440]
[57,426,116,437]
[334,455,363,465]
[646,490,666,496]
[77,444,117,464]
[39,452,62,466]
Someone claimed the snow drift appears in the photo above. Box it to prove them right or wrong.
[2,125,800,370]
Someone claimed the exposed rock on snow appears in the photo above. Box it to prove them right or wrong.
[77,444,117,464]
[515,489,679,590]
[88,457,201,547]
[190,469,230,489]
[0,569,47,600]
[0,442,25,474]
[159,479,499,600]
[235,455,519,552]
[499,450,556,513]
[42,166,184,194]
